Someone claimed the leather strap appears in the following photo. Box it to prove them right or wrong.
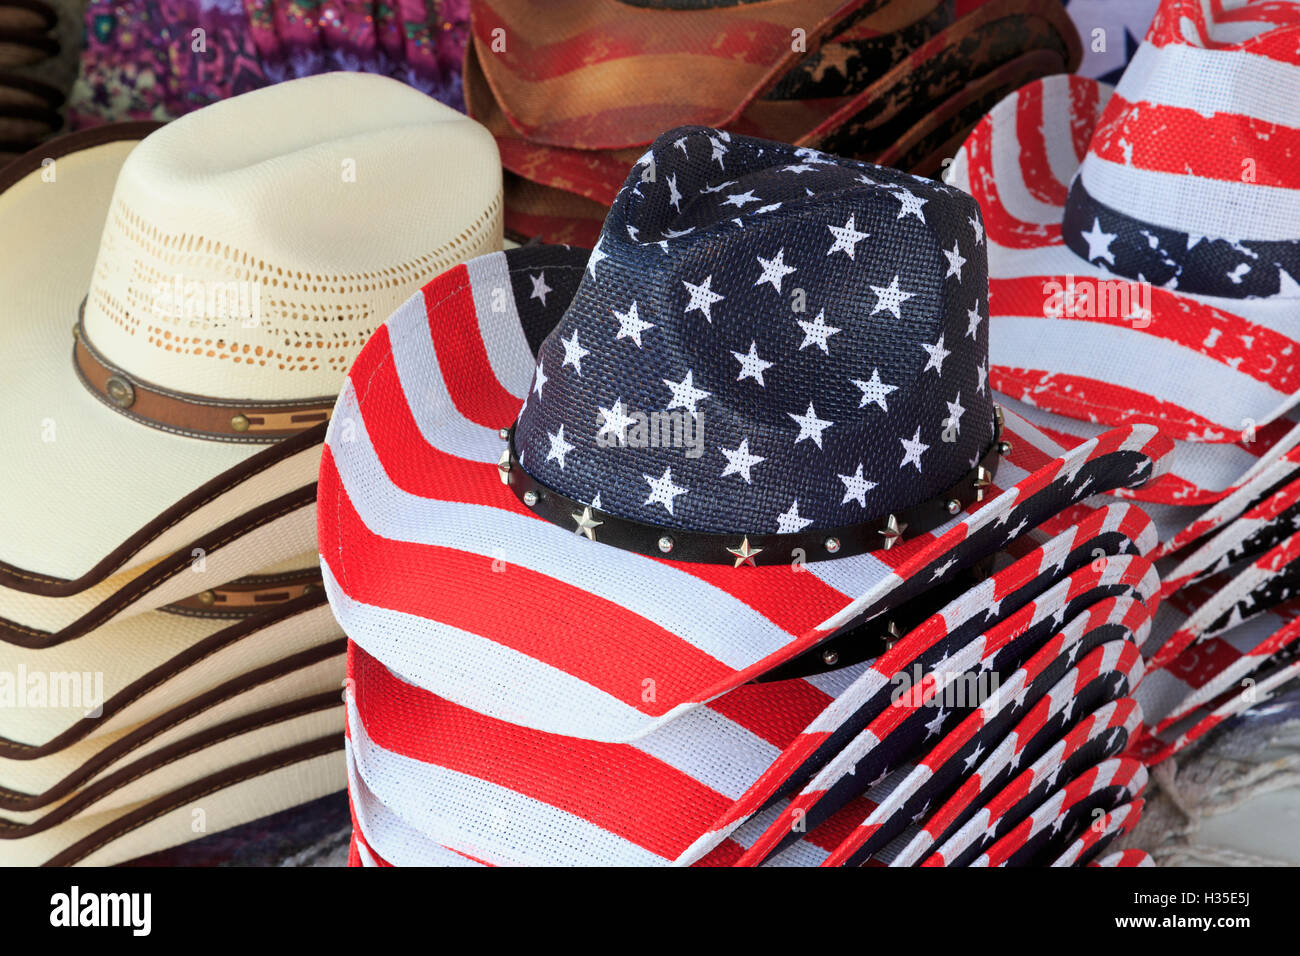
[502,407,1007,566]
[163,569,324,617]
[72,303,335,442]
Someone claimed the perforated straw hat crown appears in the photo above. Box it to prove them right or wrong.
[0,72,503,590]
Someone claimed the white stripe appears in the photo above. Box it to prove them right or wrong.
[467,251,538,400]
[988,88,1064,225]
[380,293,505,464]
[325,561,650,740]
[346,696,669,866]
[327,380,837,665]
[347,747,487,867]
[1079,154,1300,243]
[991,314,1290,432]
[1043,77,1102,196]
[1117,40,1300,129]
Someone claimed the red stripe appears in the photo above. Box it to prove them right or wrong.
[1015,81,1069,206]
[1147,0,1300,63]
[705,679,832,749]
[422,265,525,430]
[1092,94,1300,189]
[963,110,1064,249]
[351,643,733,860]
[322,449,735,717]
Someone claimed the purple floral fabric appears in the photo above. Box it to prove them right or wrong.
[68,0,470,127]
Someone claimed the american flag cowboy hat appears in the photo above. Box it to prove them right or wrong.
[321,126,1174,864]
[947,0,1300,524]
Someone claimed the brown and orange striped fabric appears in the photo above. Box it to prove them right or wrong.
[466,0,1081,245]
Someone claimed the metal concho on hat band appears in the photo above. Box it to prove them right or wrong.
[500,407,1008,567]
[71,300,334,443]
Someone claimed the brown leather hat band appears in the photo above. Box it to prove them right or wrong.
[73,307,334,443]
[164,570,323,617]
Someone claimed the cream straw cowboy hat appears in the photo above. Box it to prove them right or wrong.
[0,71,503,601]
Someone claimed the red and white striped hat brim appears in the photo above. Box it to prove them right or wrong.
[809,637,1145,868]
[319,247,1172,746]
[341,504,1157,866]
[1049,798,1145,867]
[920,700,1144,867]
[728,592,1152,866]
[894,692,1143,867]
[967,758,1147,867]
[949,0,1300,507]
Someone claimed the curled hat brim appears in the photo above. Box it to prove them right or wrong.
[320,242,1174,746]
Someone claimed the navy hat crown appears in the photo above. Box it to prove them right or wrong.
[513,125,994,546]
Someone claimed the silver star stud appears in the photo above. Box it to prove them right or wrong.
[826,214,869,259]
[727,536,764,568]
[546,425,575,469]
[613,301,654,347]
[754,248,797,294]
[796,310,841,353]
[732,340,774,386]
[900,427,929,471]
[720,438,766,483]
[943,240,966,281]
[851,369,898,411]
[571,506,602,541]
[776,499,814,534]
[663,368,711,416]
[643,467,688,515]
[839,463,877,508]
[878,513,907,549]
[789,402,834,448]
[530,271,552,305]
[682,274,725,323]
[869,274,915,319]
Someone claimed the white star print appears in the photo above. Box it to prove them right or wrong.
[596,399,637,446]
[781,163,816,174]
[826,214,869,259]
[666,172,682,212]
[943,240,966,281]
[708,135,728,167]
[869,274,915,319]
[754,248,797,293]
[789,402,834,448]
[944,394,966,435]
[796,310,841,353]
[663,369,711,416]
[966,302,983,338]
[920,333,951,374]
[700,179,736,194]
[891,188,928,223]
[587,238,608,278]
[851,369,898,411]
[532,360,547,399]
[720,438,766,483]
[900,427,929,471]
[682,274,725,323]
[1080,217,1116,264]
[732,340,774,386]
[612,301,654,347]
[838,463,877,508]
[529,271,552,306]
[962,743,986,771]
[546,425,575,469]
[776,499,814,534]
[969,214,984,245]
[924,708,947,739]
[560,329,589,375]
[722,189,760,208]
[643,467,688,515]
[976,360,988,394]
